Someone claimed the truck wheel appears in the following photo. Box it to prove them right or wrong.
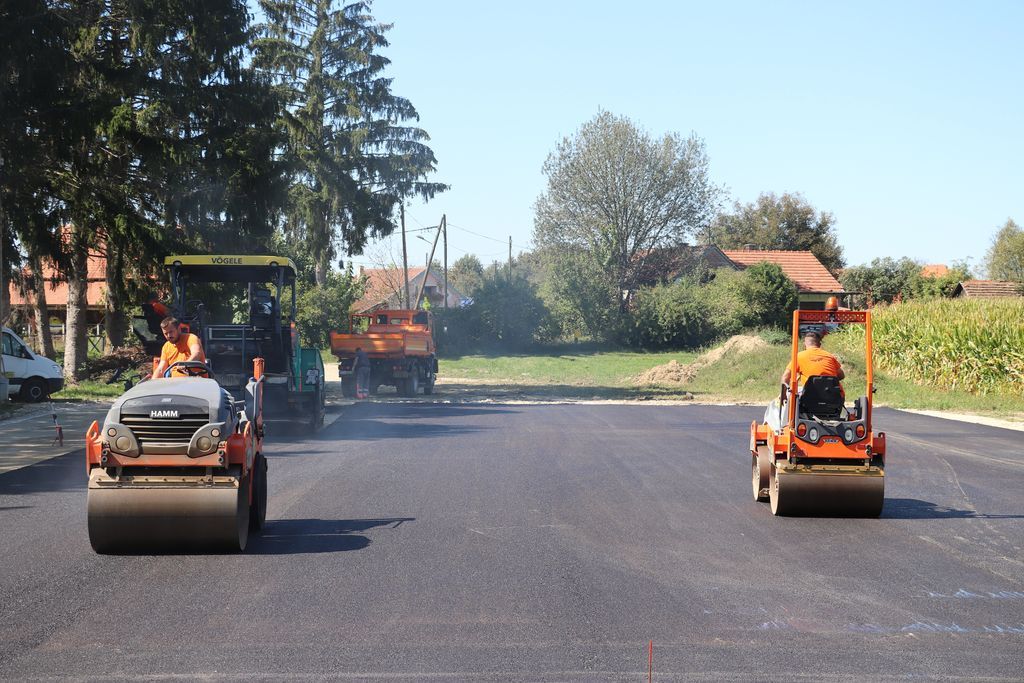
[341,378,356,398]
[19,377,47,403]
[423,374,435,395]
[404,372,419,397]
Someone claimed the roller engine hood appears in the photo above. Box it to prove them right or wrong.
[103,378,234,428]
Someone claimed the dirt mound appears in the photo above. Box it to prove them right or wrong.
[635,359,695,385]
[635,335,769,386]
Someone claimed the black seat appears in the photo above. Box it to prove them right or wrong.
[250,288,274,331]
[799,376,845,419]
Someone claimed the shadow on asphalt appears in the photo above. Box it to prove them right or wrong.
[248,517,414,555]
[0,450,82,496]
[882,498,1024,520]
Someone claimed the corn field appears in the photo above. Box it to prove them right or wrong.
[839,298,1024,395]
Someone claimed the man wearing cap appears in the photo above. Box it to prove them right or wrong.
[781,328,845,395]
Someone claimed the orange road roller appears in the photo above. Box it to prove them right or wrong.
[750,302,886,516]
[85,359,268,552]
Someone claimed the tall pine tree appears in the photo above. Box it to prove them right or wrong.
[254,0,446,284]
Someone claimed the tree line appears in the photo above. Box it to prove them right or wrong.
[0,0,444,381]
[441,112,1021,351]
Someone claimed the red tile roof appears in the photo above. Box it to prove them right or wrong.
[953,280,1022,298]
[920,264,949,278]
[722,250,843,293]
[353,266,426,312]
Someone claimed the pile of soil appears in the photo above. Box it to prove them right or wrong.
[635,335,770,386]
[635,359,696,385]
[82,346,153,383]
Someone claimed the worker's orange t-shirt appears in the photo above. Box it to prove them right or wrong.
[160,333,206,377]
[787,348,843,386]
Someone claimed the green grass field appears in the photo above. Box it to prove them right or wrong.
[436,337,1023,418]
[441,347,698,387]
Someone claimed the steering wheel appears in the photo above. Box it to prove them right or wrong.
[183,299,206,321]
[165,361,215,379]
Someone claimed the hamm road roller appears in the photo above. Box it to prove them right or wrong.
[85,358,268,552]
[750,302,886,516]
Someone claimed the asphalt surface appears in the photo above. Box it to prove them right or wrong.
[1,403,1023,681]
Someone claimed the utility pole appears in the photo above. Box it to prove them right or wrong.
[508,236,512,282]
[414,214,445,309]
[443,220,448,310]
[400,204,410,309]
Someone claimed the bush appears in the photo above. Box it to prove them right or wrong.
[295,271,364,348]
[737,262,799,328]
[624,265,797,349]
[625,278,720,348]
[434,275,554,354]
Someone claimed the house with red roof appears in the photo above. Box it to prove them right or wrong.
[721,249,846,309]
[952,280,1022,298]
[353,266,467,313]
[6,254,108,333]
[920,264,949,278]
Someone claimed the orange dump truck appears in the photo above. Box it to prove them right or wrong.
[329,309,438,397]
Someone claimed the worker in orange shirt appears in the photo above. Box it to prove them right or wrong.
[154,317,207,378]
[780,328,845,397]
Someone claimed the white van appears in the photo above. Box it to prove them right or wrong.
[2,327,64,402]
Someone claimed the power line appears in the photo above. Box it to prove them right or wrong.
[445,221,532,251]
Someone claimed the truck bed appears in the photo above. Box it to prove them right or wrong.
[329,330,434,358]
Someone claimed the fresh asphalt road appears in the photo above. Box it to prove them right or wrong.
[1,403,1023,681]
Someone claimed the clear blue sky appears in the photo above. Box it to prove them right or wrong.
[352,1,1023,273]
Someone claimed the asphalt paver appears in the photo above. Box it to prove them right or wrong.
[1,403,1022,681]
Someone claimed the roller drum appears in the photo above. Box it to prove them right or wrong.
[770,467,884,517]
[752,446,771,502]
[88,476,250,553]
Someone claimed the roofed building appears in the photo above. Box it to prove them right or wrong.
[7,254,108,333]
[353,266,468,313]
[634,244,737,287]
[952,280,1022,298]
[721,249,845,309]
[920,264,949,278]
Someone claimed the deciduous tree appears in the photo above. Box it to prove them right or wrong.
[533,111,720,335]
[448,254,484,297]
[985,218,1024,282]
[709,192,844,273]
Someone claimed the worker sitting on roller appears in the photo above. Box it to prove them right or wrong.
[764,327,845,430]
[780,327,845,398]
[154,317,207,378]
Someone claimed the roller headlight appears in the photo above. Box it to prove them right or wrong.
[844,428,854,442]
[808,427,819,442]
[197,436,213,452]
[115,436,131,451]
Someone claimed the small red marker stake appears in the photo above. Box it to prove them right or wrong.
[648,640,653,682]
